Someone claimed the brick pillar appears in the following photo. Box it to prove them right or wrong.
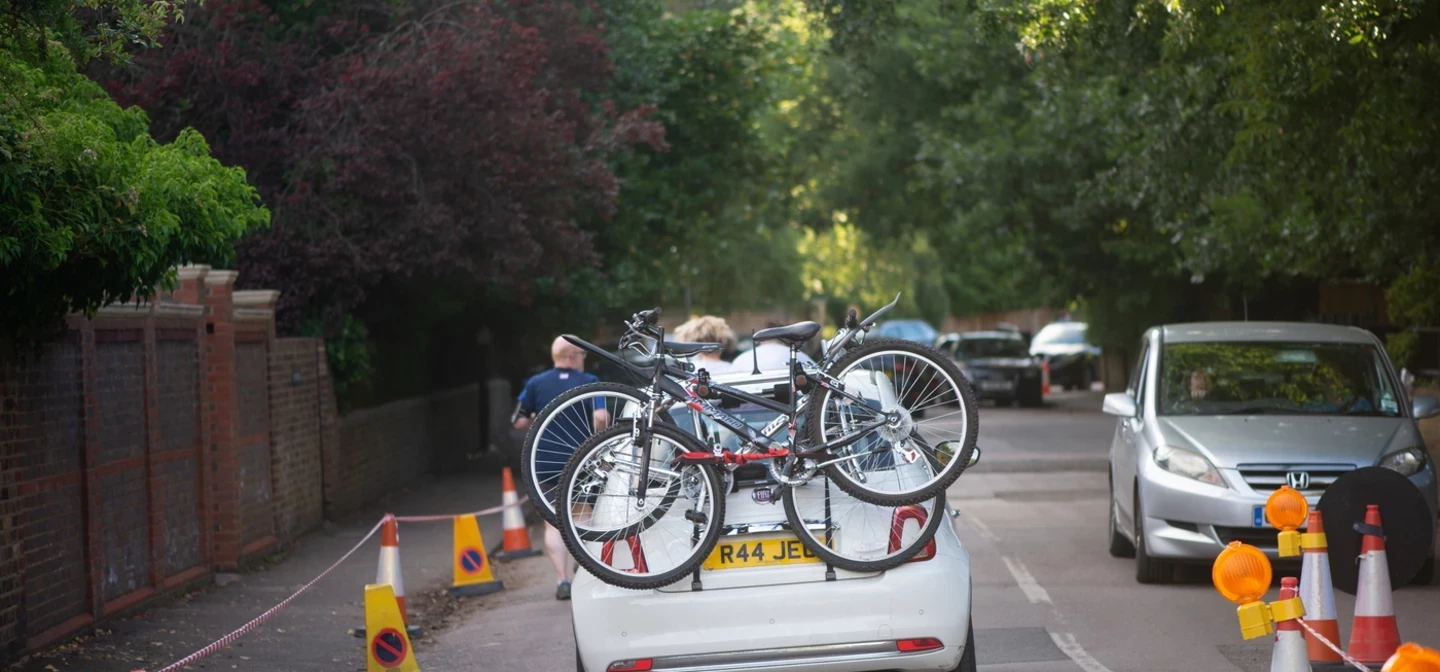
[201,270,241,569]
[172,265,210,306]
[0,344,24,664]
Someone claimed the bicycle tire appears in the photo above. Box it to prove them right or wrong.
[521,382,650,526]
[805,337,978,506]
[557,424,726,590]
[782,476,946,572]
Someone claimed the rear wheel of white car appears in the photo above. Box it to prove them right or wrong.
[950,622,977,672]
[1107,472,1134,558]
[557,424,725,590]
[1133,488,1171,584]
[781,471,946,572]
[807,338,978,507]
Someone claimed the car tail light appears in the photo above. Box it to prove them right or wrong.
[890,506,938,562]
[897,637,944,652]
[608,659,653,672]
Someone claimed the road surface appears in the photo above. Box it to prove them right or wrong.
[434,391,1440,672]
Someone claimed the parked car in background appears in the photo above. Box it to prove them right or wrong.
[572,367,977,672]
[1103,321,1440,584]
[1030,321,1100,391]
[937,331,1044,407]
[875,319,939,346]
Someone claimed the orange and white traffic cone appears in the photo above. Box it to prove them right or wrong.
[1348,504,1402,665]
[1299,510,1343,667]
[1270,577,1310,672]
[1041,360,1051,396]
[357,514,420,639]
[493,467,541,561]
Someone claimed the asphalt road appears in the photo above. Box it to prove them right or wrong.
[438,390,1440,672]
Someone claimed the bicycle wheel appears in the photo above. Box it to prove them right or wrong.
[557,423,726,590]
[805,337,978,506]
[782,470,946,572]
[522,382,649,526]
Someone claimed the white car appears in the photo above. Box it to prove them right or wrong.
[572,368,976,672]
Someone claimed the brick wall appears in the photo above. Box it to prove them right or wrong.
[328,384,478,514]
[269,339,324,542]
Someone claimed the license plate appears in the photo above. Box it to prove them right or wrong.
[980,380,1014,391]
[1252,505,1269,528]
[702,533,828,570]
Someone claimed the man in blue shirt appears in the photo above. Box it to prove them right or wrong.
[513,336,608,600]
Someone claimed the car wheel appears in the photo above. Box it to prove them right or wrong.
[1134,487,1171,584]
[1413,555,1435,586]
[1108,473,1135,558]
[949,621,977,672]
[1081,364,1094,391]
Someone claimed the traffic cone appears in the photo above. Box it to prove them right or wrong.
[493,467,541,561]
[1041,360,1051,396]
[1299,510,1343,667]
[355,515,420,639]
[450,514,504,596]
[1270,577,1311,672]
[1384,643,1440,672]
[363,584,421,672]
[1348,505,1402,665]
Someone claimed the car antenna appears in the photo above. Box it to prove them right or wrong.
[751,328,761,376]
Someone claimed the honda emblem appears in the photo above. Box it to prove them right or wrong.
[1286,471,1311,490]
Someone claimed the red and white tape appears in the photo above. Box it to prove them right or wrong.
[393,495,529,523]
[132,518,385,672]
[1296,617,1374,672]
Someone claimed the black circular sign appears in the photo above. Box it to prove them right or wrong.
[371,627,407,668]
[1316,467,1434,595]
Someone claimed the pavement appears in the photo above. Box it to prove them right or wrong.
[3,452,540,672]
[12,390,1440,672]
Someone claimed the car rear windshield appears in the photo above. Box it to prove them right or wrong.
[1032,323,1087,347]
[1158,341,1401,417]
[875,320,937,344]
[958,338,1028,359]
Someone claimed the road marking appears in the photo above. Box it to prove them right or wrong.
[963,513,1000,542]
[1001,556,1051,605]
[1048,631,1117,672]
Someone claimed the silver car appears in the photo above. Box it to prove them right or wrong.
[1103,321,1440,583]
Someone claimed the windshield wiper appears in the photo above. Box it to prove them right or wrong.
[1214,406,1288,415]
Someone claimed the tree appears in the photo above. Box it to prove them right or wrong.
[1,2,268,341]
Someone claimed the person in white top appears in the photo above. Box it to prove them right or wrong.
[672,315,736,375]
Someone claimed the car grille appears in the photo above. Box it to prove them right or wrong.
[1235,464,1357,495]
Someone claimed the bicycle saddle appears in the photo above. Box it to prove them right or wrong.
[753,321,820,345]
[661,340,722,356]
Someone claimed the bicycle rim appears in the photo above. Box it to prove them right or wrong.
[809,338,978,506]
[523,383,649,526]
[557,424,725,590]
[782,472,946,572]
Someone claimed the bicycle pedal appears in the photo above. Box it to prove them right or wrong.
[685,510,708,525]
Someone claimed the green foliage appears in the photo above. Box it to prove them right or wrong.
[0,48,268,339]
[301,313,372,412]
[0,0,191,65]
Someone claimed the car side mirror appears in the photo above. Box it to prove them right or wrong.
[1413,395,1440,420]
[1102,392,1138,417]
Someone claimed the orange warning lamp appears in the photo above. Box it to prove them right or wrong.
[1384,643,1440,672]
[1212,541,1275,640]
[1265,486,1308,557]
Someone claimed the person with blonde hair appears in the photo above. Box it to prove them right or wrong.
[673,315,736,375]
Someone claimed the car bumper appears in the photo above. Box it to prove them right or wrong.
[573,542,971,672]
[1139,465,1439,561]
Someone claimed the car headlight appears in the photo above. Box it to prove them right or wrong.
[1379,448,1427,476]
[1154,445,1225,486]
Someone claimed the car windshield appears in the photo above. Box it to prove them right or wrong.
[1158,341,1402,417]
[1032,323,1087,347]
[957,337,1028,359]
[875,320,937,344]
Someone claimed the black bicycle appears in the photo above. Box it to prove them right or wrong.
[548,299,978,588]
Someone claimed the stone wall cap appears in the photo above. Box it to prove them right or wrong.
[154,303,206,319]
[204,270,239,287]
[233,307,274,323]
[176,264,212,281]
[90,299,151,318]
[233,290,281,309]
